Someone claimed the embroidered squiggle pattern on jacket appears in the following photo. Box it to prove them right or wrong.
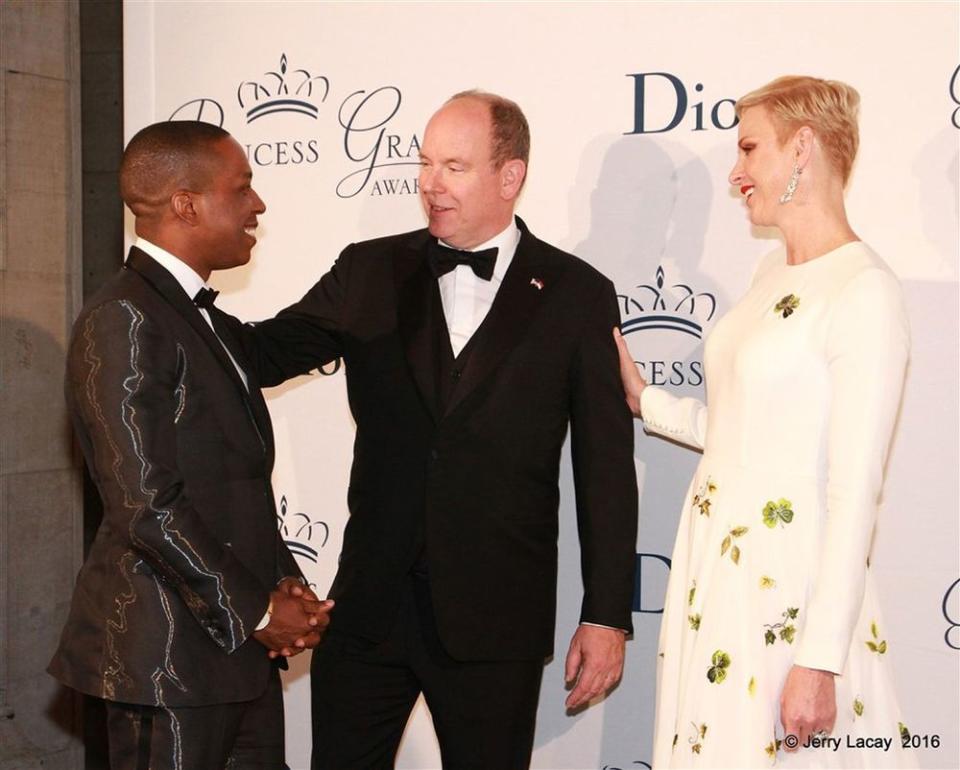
[151,573,187,704]
[100,552,138,699]
[81,301,247,660]
[81,314,138,698]
[173,343,187,424]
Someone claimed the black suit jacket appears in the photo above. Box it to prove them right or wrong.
[237,219,637,661]
[48,247,301,707]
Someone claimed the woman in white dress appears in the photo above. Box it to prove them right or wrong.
[615,76,915,769]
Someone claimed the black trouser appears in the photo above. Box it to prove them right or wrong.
[310,575,544,769]
[105,667,286,770]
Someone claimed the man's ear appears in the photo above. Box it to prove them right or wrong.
[171,189,200,225]
[500,159,526,201]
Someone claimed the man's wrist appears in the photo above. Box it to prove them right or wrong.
[580,622,628,634]
[255,598,273,631]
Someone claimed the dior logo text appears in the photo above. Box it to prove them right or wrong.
[625,72,737,134]
[633,552,671,614]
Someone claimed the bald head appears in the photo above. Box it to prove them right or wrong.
[119,121,232,218]
[447,90,530,171]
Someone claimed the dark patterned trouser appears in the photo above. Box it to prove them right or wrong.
[105,668,286,770]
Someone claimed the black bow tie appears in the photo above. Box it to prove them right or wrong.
[427,240,498,281]
[193,287,219,309]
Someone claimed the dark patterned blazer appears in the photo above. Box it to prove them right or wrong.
[48,248,300,707]
[234,218,638,661]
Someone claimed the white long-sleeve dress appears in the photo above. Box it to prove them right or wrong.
[643,242,916,769]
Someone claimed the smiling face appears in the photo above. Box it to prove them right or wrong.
[728,105,797,227]
[418,98,518,249]
[191,137,266,274]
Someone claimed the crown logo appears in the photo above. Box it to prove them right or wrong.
[237,53,330,123]
[277,494,329,563]
[619,266,717,339]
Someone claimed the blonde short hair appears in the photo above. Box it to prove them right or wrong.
[736,76,860,184]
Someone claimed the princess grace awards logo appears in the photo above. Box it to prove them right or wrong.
[943,577,959,650]
[620,265,716,339]
[168,52,420,198]
[950,64,960,129]
[618,264,717,387]
[277,494,330,566]
[237,53,329,123]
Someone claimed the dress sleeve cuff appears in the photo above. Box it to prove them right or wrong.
[793,636,846,675]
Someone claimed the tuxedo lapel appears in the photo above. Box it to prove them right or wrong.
[444,227,561,417]
[208,307,276,458]
[394,234,441,423]
[124,248,270,444]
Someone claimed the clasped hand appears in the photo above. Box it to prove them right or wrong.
[252,577,334,659]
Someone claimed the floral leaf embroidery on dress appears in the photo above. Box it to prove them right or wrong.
[765,738,783,760]
[689,613,702,630]
[762,498,795,528]
[853,697,864,717]
[720,526,749,563]
[707,649,731,683]
[689,722,708,754]
[763,607,799,645]
[774,294,800,318]
[865,620,888,654]
[899,722,911,742]
[692,477,717,516]
[759,575,777,589]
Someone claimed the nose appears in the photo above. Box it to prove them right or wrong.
[419,165,443,194]
[728,157,744,187]
[251,187,266,214]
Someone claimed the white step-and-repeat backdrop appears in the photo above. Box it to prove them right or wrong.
[123,3,958,768]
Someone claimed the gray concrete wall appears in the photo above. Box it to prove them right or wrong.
[0,1,85,768]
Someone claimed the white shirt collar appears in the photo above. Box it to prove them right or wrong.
[134,236,208,302]
[439,217,520,281]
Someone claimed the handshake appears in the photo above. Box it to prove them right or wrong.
[252,577,334,659]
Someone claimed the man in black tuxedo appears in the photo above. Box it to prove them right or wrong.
[240,91,638,768]
[48,121,330,769]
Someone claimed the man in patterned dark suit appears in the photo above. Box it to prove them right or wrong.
[48,121,329,769]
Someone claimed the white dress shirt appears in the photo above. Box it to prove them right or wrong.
[437,219,520,357]
[134,237,248,390]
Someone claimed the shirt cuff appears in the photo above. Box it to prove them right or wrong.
[254,599,273,631]
[580,622,628,634]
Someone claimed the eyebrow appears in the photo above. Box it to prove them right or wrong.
[419,153,466,166]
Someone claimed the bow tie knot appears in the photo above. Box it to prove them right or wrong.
[193,287,219,309]
[427,241,498,281]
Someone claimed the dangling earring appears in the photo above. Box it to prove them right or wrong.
[779,163,801,204]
